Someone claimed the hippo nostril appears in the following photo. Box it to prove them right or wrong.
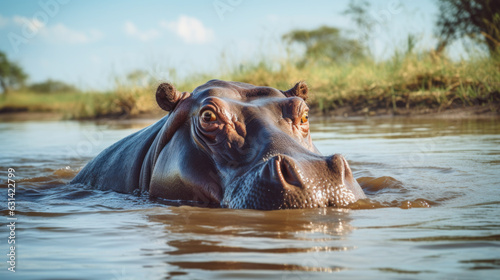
[275,156,301,187]
[329,154,346,181]
[329,154,366,200]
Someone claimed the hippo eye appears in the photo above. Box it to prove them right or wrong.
[301,112,309,124]
[201,110,217,122]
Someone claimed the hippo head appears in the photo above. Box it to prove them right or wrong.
[142,80,366,209]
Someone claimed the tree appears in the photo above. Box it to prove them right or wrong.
[0,50,28,94]
[282,26,366,66]
[343,0,373,44]
[436,0,500,55]
[28,79,79,94]
[126,70,149,87]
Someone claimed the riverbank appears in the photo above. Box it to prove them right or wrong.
[1,52,498,120]
[1,103,498,123]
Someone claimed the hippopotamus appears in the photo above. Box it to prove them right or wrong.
[72,80,366,209]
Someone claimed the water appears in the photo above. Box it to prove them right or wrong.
[1,117,499,279]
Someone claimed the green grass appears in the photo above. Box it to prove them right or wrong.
[1,51,499,119]
[0,91,84,115]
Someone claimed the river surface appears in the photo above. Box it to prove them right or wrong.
[1,116,499,279]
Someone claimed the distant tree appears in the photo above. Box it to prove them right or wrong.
[126,70,149,86]
[436,0,500,55]
[0,51,28,94]
[28,79,79,93]
[282,26,366,66]
[343,0,373,44]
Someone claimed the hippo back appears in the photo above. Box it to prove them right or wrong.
[71,116,167,193]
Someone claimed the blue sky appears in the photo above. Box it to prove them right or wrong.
[0,0,455,90]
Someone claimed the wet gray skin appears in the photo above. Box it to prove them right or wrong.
[71,80,366,209]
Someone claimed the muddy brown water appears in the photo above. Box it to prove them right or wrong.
[0,117,499,279]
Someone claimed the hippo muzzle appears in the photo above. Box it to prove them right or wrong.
[223,154,365,209]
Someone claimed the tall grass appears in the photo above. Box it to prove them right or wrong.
[1,50,499,119]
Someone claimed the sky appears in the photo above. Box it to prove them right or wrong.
[0,0,460,90]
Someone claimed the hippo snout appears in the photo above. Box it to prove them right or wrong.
[223,154,366,209]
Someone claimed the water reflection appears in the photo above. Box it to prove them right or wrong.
[310,117,500,139]
[147,206,354,275]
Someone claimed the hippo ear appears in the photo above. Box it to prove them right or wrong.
[282,81,308,101]
[156,82,183,111]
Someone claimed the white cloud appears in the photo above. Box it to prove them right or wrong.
[124,21,160,42]
[41,24,103,44]
[12,15,45,32]
[9,15,102,44]
[124,21,137,34]
[161,15,214,44]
